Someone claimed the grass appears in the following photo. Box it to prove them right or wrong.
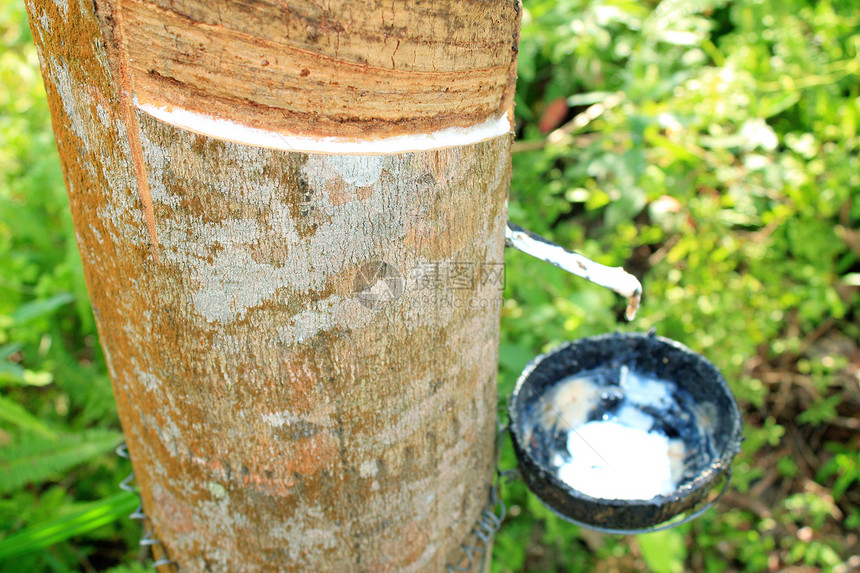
[1,0,859,571]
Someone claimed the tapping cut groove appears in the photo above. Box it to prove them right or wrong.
[115,0,159,263]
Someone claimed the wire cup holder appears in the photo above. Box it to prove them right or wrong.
[116,444,176,570]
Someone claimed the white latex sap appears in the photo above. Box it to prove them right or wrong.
[551,367,686,500]
[559,419,684,500]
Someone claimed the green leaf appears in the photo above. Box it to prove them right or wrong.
[497,343,534,374]
[638,529,687,573]
[0,343,22,361]
[0,366,54,387]
[0,394,56,438]
[103,563,155,573]
[0,344,32,387]
[0,430,124,493]
[20,369,53,387]
[9,293,74,326]
[566,91,616,107]
[0,361,27,385]
[0,491,138,560]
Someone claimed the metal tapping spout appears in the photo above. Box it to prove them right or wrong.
[504,222,642,321]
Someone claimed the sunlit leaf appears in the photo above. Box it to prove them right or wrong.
[638,529,687,573]
[0,491,138,560]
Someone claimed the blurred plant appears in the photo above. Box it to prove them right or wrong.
[0,3,136,571]
[497,0,859,571]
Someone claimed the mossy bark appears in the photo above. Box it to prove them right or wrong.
[26,1,519,570]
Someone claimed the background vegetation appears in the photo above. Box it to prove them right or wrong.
[1,0,858,571]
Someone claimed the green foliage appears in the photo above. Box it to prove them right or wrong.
[638,529,687,573]
[0,3,133,570]
[2,0,859,571]
[102,563,158,573]
[0,394,56,439]
[0,491,138,561]
[499,0,859,570]
[0,430,124,494]
[817,444,860,502]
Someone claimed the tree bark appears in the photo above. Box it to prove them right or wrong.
[26,1,520,571]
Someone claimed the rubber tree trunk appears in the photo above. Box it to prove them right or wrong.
[26,1,521,571]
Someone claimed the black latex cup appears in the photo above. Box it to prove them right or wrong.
[509,332,743,532]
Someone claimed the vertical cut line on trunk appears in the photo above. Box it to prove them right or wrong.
[115,0,159,262]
